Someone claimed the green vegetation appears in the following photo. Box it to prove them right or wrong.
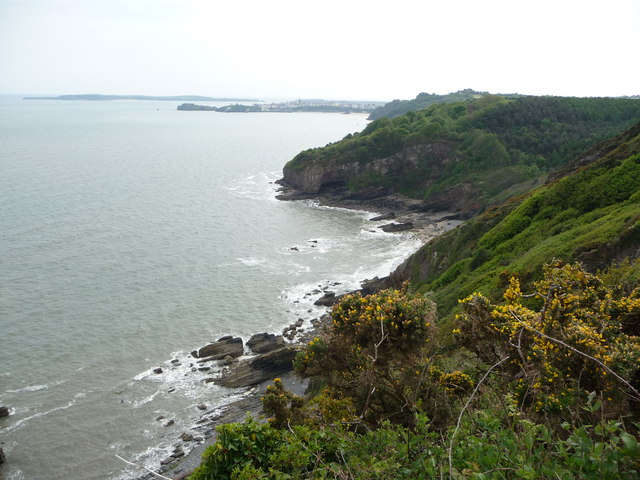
[189,120,640,480]
[190,264,640,479]
[404,121,640,319]
[367,89,518,120]
[284,95,640,215]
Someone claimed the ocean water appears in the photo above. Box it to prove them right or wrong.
[0,98,423,479]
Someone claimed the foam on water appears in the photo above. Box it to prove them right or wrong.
[0,99,388,480]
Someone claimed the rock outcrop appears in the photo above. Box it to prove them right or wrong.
[194,336,244,360]
[215,347,298,388]
[380,222,414,232]
[281,144,445,195]
[278,142,487,219]
[246,333,285,354]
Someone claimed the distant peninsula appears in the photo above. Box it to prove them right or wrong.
[178,99,385,114]
[23,94,260,102]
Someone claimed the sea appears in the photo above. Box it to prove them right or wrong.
[0,97,424,480]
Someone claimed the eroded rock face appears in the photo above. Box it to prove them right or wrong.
[246,333,285,354]
[196,336,243,360]
[281,143,454,195]
[314,292,343,306]
[380,222,414,232]
[215,347,298,388]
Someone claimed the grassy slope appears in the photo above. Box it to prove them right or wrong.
[399,121,640,320]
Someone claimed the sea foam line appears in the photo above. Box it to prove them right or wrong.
[1,392,85,434]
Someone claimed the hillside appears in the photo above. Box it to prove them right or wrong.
[280,95,640,218]
[188,122,640,479]
[386,120,640,319]
[367,88,520,120]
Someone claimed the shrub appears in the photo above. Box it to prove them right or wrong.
[456,261,640,420]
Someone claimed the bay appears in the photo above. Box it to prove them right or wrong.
[0,98,421,479]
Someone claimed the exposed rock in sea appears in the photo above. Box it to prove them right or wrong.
[246,333,285,354]
[314,292,342,306]
[153,368,163,374]
[215,347,298,388]
[0,447,5,465]
[0,406,9,417]
[360,276,389,295]
[370,212,396,221]
[221,355,237,366]
[196,336,243,360]
[380,221,414,232]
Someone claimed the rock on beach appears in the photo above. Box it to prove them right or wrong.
[194,336,243,360]
[215,347,298,388]
[246,332,285,354]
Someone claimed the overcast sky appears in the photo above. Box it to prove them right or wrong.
[1,0,638,101]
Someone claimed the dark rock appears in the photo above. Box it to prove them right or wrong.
[197,403,207,410]
[295,318,304,327]
[221,355,237,366]
[247,333,286,354]
[172,450,185,458]
[156,415,165,421]
[215,347,298,388]
[314,292,340,306]
[165,419,175,427]
[153,368,163,374]
[380,222,414,232]
[0,447,5,465]
[0,406,10,417]
[171,359,180,364]
[360,276,388,295]
[160,456,174,465]
[198,366,211,372]
[197,337,243,360]
[370,212,396,221]
[290,246,299,251]
[180,432,194,442]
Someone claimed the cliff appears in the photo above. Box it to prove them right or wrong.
[279,95,640,219]
[383,120,640,318]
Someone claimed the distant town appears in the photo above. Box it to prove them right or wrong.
[178,99,385,114]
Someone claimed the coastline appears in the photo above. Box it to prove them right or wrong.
[274,180,464,243]
[132,186,462,480]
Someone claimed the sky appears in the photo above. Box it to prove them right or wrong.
[0,0,638,101]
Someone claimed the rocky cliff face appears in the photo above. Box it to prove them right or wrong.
[280,141,490,218]
[282,143,453,195]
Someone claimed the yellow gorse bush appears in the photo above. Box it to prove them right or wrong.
[457,261,640,416]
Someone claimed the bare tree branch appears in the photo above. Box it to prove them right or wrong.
[509,308,640,401]
[448,356,509,480]
[115,454,173,480]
